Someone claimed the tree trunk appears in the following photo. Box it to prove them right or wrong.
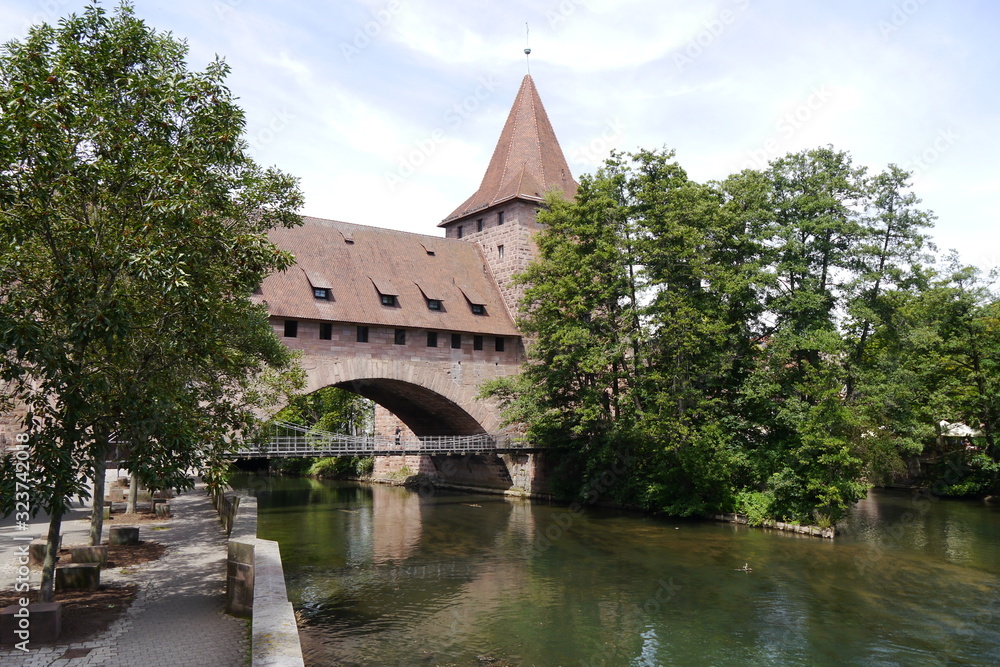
[89,453,106,546]
[126,473,138,514]
[38,510,63,603]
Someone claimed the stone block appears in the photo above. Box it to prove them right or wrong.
[107,487,125,502]
[109,526,139,545]
[55,563,100,591]
[28,536,62,567]
[155,502,171,518]
[227,539,256,618]
[69,545,108,567]
[1,602,62,644]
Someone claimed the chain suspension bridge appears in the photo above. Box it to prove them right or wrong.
[231,421,537,458]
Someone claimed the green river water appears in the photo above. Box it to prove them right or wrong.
[237,475,1000,666]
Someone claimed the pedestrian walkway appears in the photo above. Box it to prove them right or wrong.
[0,480,249,666]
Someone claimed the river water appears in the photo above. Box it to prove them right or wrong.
[238,475,1000,666]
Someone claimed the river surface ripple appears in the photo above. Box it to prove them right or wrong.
[237,476,1000,666]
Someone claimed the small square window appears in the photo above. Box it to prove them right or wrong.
[457,225,464,239]
[284,320,298,338]
[313,287,329,300]
[497,210,504,225]
[427,331,438,347]
[497,244,504,259]
[451,333,461,349]
[471,304,485,315]
[394,329,406,345]
[319,323,333,340]
[474,335,483,351]
[428,299,442,311]
[477,218,484,232]
[357,326,369,343]
[495,337,505,352]
[381,294,397,307]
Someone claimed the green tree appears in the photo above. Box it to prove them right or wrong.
[485,156,643,501]
[491,146,940,526]
[738,149,932,522]
[628,150,764,515]
[276,386,374,436]
[0,3,303,601]
[902,259,1000,495]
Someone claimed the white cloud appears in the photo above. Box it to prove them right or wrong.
[2,0,999,270]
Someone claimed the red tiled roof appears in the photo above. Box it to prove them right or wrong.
[441,74,578,224]
[258,217,520,336]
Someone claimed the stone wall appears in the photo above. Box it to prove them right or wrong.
[368,450,553,497]
[444,200,541,318]
[271,319,523,369]
[252,539,304,667]
[223,495,255,618]
[214,492,305,665]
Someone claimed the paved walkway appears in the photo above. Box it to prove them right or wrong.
[0,479,249,666]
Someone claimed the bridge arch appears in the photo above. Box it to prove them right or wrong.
[300,357,501,437]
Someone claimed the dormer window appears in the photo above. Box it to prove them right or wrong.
[457,283,487,316]
[428,299,442,311]
[306,270,333,301]
[369,276,399,308]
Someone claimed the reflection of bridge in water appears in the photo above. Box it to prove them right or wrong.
[232,421,539,458]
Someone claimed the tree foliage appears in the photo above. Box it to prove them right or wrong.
[487,145,998,525]
[0,3,304,600]
[269,387,375,478]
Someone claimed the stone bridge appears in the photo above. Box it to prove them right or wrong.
[253,73,579,496]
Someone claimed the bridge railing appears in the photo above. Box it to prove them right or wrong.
[230,421,534,458]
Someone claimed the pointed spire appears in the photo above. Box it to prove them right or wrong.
[441,74,577,224]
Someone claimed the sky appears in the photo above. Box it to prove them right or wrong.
[3,0,999,272]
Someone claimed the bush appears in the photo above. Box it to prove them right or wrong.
[308,457,351,478]
[353,457,374,477]
[733,490,774,527]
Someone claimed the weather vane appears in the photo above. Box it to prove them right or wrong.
[524,22,531,75]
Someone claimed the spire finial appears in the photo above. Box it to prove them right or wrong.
[524,22,531,75]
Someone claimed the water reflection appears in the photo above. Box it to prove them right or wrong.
[240,477,1000,666]
[372,485,421,564]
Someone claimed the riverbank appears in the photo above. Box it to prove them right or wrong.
[0,478,248,666]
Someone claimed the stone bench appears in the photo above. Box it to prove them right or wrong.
[28,536,62,567]
[1,602,62,644]
[109,526,140,545]
[55,563,100,591]
[69,545,108,567]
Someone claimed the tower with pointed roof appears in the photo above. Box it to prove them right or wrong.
[439,74,577,317]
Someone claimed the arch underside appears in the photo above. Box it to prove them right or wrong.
[335,378,486,437]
